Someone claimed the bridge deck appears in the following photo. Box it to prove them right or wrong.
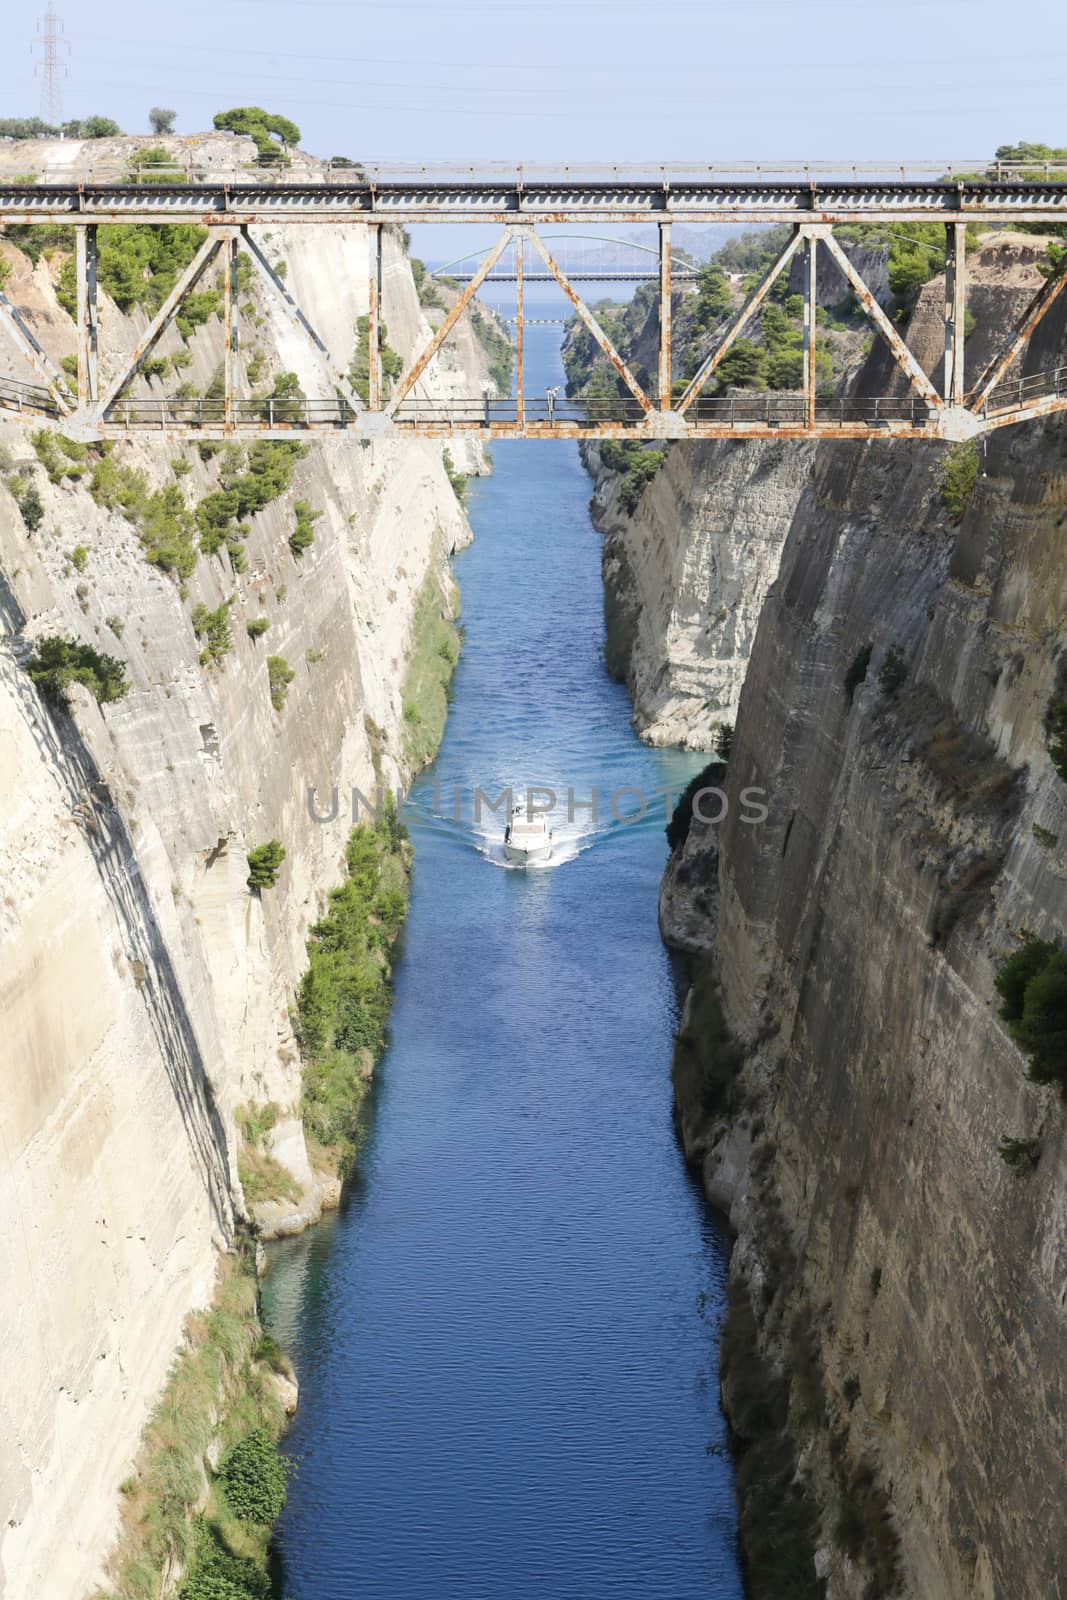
[4,177,1067,227]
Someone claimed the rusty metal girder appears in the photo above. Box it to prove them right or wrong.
[96,232,224,416]
[238,227,364,419]
[967,267,1067,411]
[819,230,942,407]
[526,231,654,412]
[0,284,76,414]
[389,228,514,413]
[658,222,672,409]
[944,223,966,405]
[675,228,804,414]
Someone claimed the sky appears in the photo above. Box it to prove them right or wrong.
[3,0,1066,263]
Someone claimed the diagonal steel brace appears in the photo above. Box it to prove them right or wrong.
[820,231,941,407]
[239,228,365,418]
[527,230,653,412]
[97,233,223,415]
[675,229,803,415]
[0,286,76,414]
[967,266,1067,411]
[388,228,515,414]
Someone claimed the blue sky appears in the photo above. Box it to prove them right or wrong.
[3,0,1065,265]
[4,0,1065,164]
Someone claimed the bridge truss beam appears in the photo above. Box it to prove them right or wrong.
[1,194,1067,444]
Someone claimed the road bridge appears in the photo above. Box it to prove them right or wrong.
[2,164,1067,443]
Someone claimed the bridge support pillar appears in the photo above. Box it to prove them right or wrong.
[75,225,98,406]
[945,222,966,405]
[368,223,383,410]
[223,234,239,429]
[516,228,525,426]
[803,230,817,430]
[658,222,672,409]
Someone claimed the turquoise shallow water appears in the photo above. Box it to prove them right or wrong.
[261,321,744,1600]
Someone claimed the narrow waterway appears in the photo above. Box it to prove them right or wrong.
[262,321,744,1599]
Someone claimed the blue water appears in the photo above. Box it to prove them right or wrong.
[262,323,744,1600]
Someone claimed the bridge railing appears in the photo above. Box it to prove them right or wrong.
[0,375,62,417]
[974,360,1067,416]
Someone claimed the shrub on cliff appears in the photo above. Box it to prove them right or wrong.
[1047,700,1067,783]
[995,933,1067,1094]
[218,1429,288,1524]
[297,804,411,1166]
[666,759,729,852]
[266,653,295,710]
[26,635,128,706]
[938,440,979,518]
[213,106,300,164]
[246,840,286,891]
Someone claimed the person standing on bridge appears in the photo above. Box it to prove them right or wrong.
[546,385,560,424]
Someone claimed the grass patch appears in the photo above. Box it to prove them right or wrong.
[98,1247,285,1600]
[297,802,411,1174]
[236,1102,301,1207]
[400,572,462,771]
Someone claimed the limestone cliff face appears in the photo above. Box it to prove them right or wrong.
[595,435,812,746]
[661,236,1067,1598]
[0,145,492,1600]
[592,234,1050,754]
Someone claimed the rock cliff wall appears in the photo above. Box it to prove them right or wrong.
[659,235,1067,1598]
[0,136,493,1600]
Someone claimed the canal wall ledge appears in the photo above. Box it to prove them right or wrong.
[632,235,1067,1597]
[0,133,494,1600]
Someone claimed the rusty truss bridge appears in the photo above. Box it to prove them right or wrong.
[3,165,1067,444]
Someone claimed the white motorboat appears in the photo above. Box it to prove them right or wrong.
[503,790,553,864]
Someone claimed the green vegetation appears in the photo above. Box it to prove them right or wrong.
[844,642,873,703]
[1047,699,1067,783]
[89,454,200,579]
[998,1134,1041,1170]
[599,439,668,513]
[442,447,467,502]
[297,803,410,1168]
[55,223,210,320]
[149,107,177,135]
[469,303,514,394]
[218,1430,288,1524]
[289,499,321,558]
[69,543,89,572]
[715,721,734,760]
[32,428,88,484]
[191,600,234,666]
[246,840,286,891]
[938,440,979,518]
[246,616,270,641]
[1032,822,1059,849]
[17,483,44,532]
[236,1102,301,1205]
[995,933,1067,1095]
[878,644,908,699]
[666,758,728,852]
[0,114,121,139]
[411,257,445,308]
[399,573,462,768]
[195,440,309,568]
[99,1245,286,1600]
[266,654,295,711]
[690,261,732,333]
[25,635,128,706]
[213,106,300,164]
[349,315,403,402]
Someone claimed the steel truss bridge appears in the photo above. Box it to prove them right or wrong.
[3,166,1067,444]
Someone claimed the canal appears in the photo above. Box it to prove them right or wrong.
[262,316,744,1599]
